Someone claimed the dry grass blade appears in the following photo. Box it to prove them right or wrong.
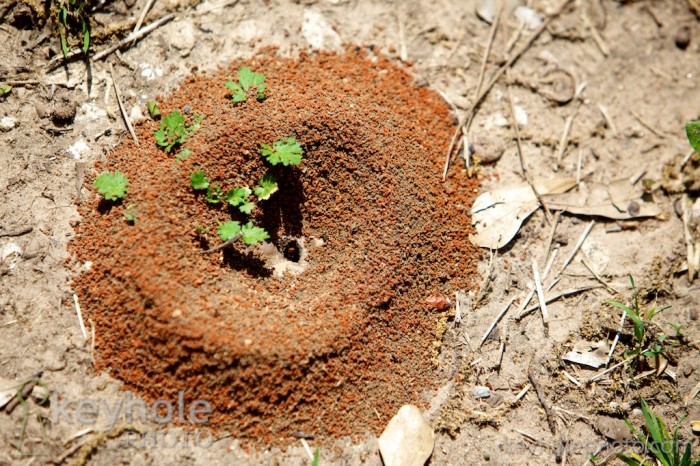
[442,0,574,180]
[478,297,515,348]
[109,64,139,146]
[532,260,550,324]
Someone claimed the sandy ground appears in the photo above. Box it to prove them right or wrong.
[1,0,699,464]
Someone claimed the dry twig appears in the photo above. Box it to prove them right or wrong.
[442,0,574,180]
[528,369,557,434]
[109,64,139,146]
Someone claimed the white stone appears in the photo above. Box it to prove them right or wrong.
[139,63,163,81]
[68,138,89,160]
[129,105,144,122]
[514,6,543,30]
[170,21,196,57]
[0,116,16,131]
[514,105,528,126]
[1,242,22,270]
[378,405,435,466]
[302,10,342,51]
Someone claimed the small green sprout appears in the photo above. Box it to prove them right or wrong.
[686,121,700,154]
[0,85,11,95]
[147,100,161,119]
[312,448,320,466]
[224,187,252,206]
[241,221,270,244]
[205,185,223,204]
[190,171,209,190]
[238,201,255,214]
[124,204,137,224]
[254,174,279,200]
[176,148,191,161]
[217,221,269,245]
[224,67,267,103]
[224,187,255,214]
[94,171,128,201]
[194,224,209,235]
[260,137,303,166]
[617,399,699,466]
[607,276,670,362]
[218,221,242,241]
[155,110,202,153]
[56,0,90,57]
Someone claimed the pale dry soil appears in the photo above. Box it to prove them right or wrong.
[0,0,699,465]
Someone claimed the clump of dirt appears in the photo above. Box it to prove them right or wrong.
[70,48,481,446]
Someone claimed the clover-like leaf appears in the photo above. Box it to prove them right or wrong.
[190,171,209,190]
[218,221,241,241]
[240,221,270,245]
[254,174,278,200]
[224,67,266,103]
[205,185,223,204]
[260,137,303,166]
[239,201,255,215]
[94,171,129,201]
[224,187,252,206]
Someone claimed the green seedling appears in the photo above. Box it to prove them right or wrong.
[124,204,137,224]
[686,121,700,154]
[155,110,202,153]
[176,148,191,161]
[224,67,267,103]
[312,448,320,466]
[607,276,671,366]
[224,187,255,214]
[205,185,223,204]
[55,0,91,57]
[618,399,699,466]
[260,137,304,166]
[190,171,209,190]
[0,85,11,95]
[254,174,279,200]
[194,224,209,235]
[94,171,128,201]
[217,221,270,245]
[147,100,161,119]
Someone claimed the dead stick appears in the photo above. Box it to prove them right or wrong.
[507,83,552,223]
[551,220,595,284]
[198,233,241,254]
[478,297,515,348]
[556,109,578,165]
[528,369,557,435]
[442,0,573,180]
[532,260,550,325]
[517,285,602,320]
[92,13,176,61]
[109,63,139,146]
[132,0,158,36]
[443,0,503,180]
[0,226,32,237]
[4,372,43,414]
[581,259,619,295]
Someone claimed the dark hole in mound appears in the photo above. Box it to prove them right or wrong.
[281,239,301,263]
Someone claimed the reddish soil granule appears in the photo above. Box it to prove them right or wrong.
[70,49,481,446]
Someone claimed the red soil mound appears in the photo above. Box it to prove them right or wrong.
[70,49,480,446]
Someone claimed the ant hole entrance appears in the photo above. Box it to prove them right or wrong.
[281,239,301,263]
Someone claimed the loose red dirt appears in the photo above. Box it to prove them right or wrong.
[70,49,481,446]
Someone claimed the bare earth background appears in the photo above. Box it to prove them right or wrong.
[0,0,699,464]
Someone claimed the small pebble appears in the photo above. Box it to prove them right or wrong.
[182,104,193,114]
[675,25,691,50]
[0,116,16,131]
[472,386,491,399]
[627,201,640,216]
